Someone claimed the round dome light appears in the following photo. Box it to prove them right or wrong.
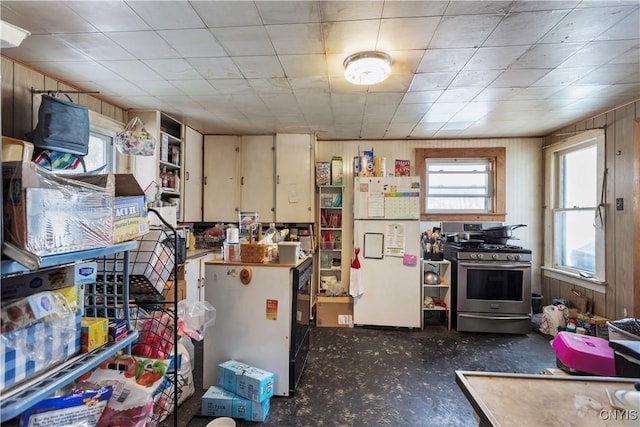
[343,51,392,85]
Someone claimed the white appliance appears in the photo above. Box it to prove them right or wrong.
[202,258,312,396]
[352,176,421,328]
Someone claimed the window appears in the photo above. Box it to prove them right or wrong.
[416,148,506,222]
[544,129,605,283]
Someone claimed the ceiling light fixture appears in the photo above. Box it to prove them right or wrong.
[0,20,30,48]
[343,51,392,85]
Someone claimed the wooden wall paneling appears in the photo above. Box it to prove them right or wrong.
[2,57,15,137]
[58,82,78,103]
[101,102,115,119]
[634,115,640,317]
[13,63,44,142]
[604,110,618,319]
[613,103,635,319]
[79,93,102,113]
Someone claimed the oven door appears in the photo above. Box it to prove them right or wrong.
[457,261,531,314]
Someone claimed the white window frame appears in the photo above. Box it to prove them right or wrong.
[425,158,493,213]
[543,129,606,290]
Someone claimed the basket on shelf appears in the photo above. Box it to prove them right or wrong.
[240,223,269,263]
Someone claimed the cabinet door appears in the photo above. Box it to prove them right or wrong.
[240,135,275,223]
[275,134,314,223]
[203,135,240,222]
[184,259,200,301]
[198,253,215,302]
[183,126,203,222]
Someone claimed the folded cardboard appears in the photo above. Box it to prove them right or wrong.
[113,174,149,244]
[316,296,353,328]
[201,386,270,422]
[2,161,114,256]
[217,360,275,402]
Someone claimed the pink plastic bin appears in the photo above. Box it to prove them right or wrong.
[552,331,615,376]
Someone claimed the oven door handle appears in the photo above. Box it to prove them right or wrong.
[458,313,531,321]
[459,262,530,269]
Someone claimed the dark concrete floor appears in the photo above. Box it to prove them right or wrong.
[168,324,556,427]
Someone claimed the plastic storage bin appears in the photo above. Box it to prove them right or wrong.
[552,331,615,376]
[278,242,300,264]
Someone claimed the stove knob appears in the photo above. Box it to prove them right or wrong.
[507,254,514,261]
[492,254,499,260]
[514,254,520,261]
[470,253,477,259]
[477,253,484,260]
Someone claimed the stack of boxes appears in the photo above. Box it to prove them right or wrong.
[201,360,274,422]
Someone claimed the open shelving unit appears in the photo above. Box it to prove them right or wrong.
[422,259,452,330]
[317,185,344,295]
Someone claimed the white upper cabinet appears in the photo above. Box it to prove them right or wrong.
[275,133,315,223]
[240,135,275,224]
[183,126,203,222]
[203,135,240,222]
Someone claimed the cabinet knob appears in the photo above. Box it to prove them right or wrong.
[203,176,207,185]
[186,171,190,181]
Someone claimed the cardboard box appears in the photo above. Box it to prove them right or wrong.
[81,317,108,353]
[201,386,270,422]
[330,156,343,186]
[113,174,149,244]
[1,261,97,300]
[2,161,114,256]
[316,296,353,328]
[217,360,275,402]
[162,279,186,302]
[108,318,128,342]
[315,162,330,186]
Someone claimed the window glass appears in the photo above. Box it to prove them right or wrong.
[561,145,597,208]
[554,210,596,273]
[426,159,491,211]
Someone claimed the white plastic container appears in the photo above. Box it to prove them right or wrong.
[278,242,301,264]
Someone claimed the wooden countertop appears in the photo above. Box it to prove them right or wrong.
[205,255,312,268]
[455,370,639,427]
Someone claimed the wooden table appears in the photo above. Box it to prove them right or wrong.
[456,371,639,426]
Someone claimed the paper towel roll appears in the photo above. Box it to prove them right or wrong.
[226,227,239,243]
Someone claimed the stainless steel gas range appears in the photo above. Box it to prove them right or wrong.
[441,222,532,334]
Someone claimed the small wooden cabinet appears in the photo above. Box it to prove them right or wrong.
[422,260,451,330]
[184,252,216,301]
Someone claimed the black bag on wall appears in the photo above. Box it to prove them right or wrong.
[29,93,90,156]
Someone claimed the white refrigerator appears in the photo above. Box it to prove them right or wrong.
[352,176,421,328]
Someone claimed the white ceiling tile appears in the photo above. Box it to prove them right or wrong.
[509,1,581,13]
[378,17,440,51]
[249,78,293,94]
[288,76,330,91]
[422,110,457,122]
[320,1,383,22]
[596,8,640,40]
[143,59,201,80]
[385,123,418,139]
[367,74,414,93]
[256,1,321,24]
[323,20,379,54]
[609,45,640,65]
[158,29,226,58]
[280,55,328,78]
[540,5,638,43]
[191,2,262,27]
[451,104,492,121]
[65,1,150,32]
[484,10,570,46]
[559,39,639,67]
[465,46,531,70]
[417,48,476,73]
[450,70,503,87]
[490,69,551,88]
[134,80,182,96]
[392,103,432,122]
[438,87,484,102]
[30,60,123,82]
[430,15,503,48]
[509,86,565,100]
[444,1,512,15]
[383,1,449,18]
[577,63,640,85]
[57,33,134,61]
[207,79,252,95]
[510,43,585,69]
[170,79,218,96]
[428,102,466,115]
[402,90,443,103]
[440,121,474,130]
[474,87,518,101]
[212,26,275,56]
[98,60,164,81]
[107,31,179,60]
[188,57,243,79]
[266,23,324,55]
[410,72,457,91]
[233,56,285,79]
[364,93,403,115]
[532,66,595,86]
[90,80,148,96]
[126,1,204,30]
[1,1,97,34]
[549,84,610,99]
